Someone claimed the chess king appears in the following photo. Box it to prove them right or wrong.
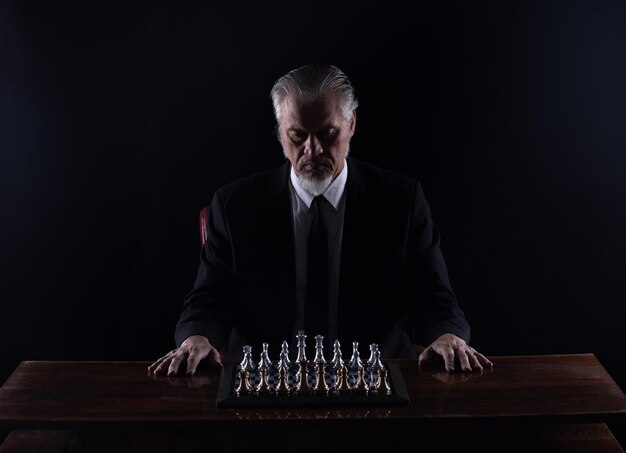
[149,64,493,377]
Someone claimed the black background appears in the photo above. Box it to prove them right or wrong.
[1,0,625,445]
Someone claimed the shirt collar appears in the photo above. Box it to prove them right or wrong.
[290,159,348,210]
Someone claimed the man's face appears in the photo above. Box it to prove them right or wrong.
[278,95,356,183]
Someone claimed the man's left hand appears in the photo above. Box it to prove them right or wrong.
[418,333,493,372]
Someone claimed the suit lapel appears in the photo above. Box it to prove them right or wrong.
[261,162,296,311]
[338,158,369,319]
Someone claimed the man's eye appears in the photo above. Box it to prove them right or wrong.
[290,132,305,142]
[320,128,336,138]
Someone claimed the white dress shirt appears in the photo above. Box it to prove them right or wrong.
[288,159,348,344]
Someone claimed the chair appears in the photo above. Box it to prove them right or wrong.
[199,205,210,247]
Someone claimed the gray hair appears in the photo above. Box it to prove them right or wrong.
[270,64,359,124]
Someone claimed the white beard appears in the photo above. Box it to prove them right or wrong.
[296,173,334,196]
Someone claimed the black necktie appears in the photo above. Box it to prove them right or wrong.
[304,195,330,340]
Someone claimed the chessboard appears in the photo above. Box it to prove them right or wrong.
[216,331,411,408]
[215,361,410,408]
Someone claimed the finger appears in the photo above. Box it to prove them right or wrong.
[148,360,161,374]
[208,347,224,367]
[168,352,186,376]
[148,349,178,371]
[185,348,208,375]
[466,350,483,371]
[187,346,222,375]
[474,351,494,368]
[152,357,173,376]
[458,348,472,372]
[148,354,173,373]
[186,353,200,376]
[440,347,455,372]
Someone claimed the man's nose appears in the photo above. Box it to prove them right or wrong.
[304,135,323,156]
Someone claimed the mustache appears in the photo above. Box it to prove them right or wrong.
[297,156,333,170]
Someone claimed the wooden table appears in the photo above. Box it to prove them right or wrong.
[0,354,624,452]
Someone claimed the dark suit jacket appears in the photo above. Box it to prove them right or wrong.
[175,156,470,360]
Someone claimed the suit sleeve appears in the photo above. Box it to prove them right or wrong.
[407,182,471,346]
[174,190,237,349]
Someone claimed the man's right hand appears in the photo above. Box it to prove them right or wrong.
[147,335,223,376]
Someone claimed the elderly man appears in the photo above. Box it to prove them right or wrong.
[149,64,492,377]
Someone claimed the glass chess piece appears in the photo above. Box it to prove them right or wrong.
[334,366,352,393]
[240,345,256,372]
[258,342,272,369]
[366,343,378,368]
[279,340,292,368]
[314,335,326,364]
[348,341,363,369]
[353,366,369,394]
[314,360,329,394]
[330,339,344,370]
[296,358,311,392]
[295,330,307,362]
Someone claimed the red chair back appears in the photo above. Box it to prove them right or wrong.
[199,206,209,247]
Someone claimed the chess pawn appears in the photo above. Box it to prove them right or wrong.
[296,359,311,392]
[256,367,272,394]
[275,367,290,394]
[375,367,391,395]
[236,369,252,395]
[334,366,352,392]
[314,360,329,394]
[353,366,369,394]
[348,341,363,369]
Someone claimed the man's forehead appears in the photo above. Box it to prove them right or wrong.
[280,95,343,127]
